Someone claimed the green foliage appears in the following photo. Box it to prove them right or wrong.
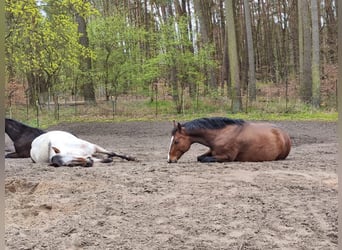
[6,0,336,118]
[89,11,148,97]
[154,15,217,111]
[6,0,97,100]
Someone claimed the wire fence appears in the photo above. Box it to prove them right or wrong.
[5,83,337,127]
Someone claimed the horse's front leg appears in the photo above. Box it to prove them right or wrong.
[197,149,236,163]
[197,150,213,162]
[198,155,234,163]
[73,157,94,167]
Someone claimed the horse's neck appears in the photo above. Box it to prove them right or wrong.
[189,126,240,147]
[188,130,215,147]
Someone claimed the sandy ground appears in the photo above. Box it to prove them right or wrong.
[5,120,337,249]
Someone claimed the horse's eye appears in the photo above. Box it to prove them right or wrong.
[174,140,179,145]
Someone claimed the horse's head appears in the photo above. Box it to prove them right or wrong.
[167,121,192,163]
[49,146,94,167]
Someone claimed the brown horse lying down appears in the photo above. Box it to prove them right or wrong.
[167,117,291,163]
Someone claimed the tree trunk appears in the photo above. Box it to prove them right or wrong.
[76,13,96,103]
[325,0,337,63]
[298,0,312,104]
[311,0,320,108]
[243,0,256,102]
[193,0,216,91]
[26,71,47,106]
[225,0,242,112]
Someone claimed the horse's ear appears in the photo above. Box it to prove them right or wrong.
[52,146,60,154]
[177,122,182,131]
[173,120,182,132]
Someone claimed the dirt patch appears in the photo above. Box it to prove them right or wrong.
[5,120,337,249]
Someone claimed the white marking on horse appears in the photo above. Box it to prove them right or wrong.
[167,136,174,162]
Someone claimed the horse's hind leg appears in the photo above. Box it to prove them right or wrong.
[5,147,31,158]
[5,152,21,158]
[93,145,111,154]
[107,152,136,161]
[93,145,136,161]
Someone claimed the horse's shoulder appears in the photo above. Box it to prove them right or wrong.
[32,132,48,145]
[32,131,66,144]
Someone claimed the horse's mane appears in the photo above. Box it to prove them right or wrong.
[173,117,245,135]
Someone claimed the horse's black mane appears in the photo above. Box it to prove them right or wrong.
[173,117,245,134]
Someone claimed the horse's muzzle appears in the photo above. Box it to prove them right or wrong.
[50,155,64,167]
[167,159,177,163]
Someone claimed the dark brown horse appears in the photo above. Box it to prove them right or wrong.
[167,117,291,163]
[5,118,45,158]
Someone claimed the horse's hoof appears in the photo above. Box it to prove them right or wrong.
[127,156,137,161]
[102,158,113,163]
[198,156,217,163]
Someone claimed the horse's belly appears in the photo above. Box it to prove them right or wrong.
[53,141,95,157]
[235,142,284,162]
[235,151,277,162]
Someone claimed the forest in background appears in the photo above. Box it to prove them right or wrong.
[5,0,338,122]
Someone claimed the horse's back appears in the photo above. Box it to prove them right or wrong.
[236,122,291,161]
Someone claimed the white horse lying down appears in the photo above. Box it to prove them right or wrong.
[30,131,136,167]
